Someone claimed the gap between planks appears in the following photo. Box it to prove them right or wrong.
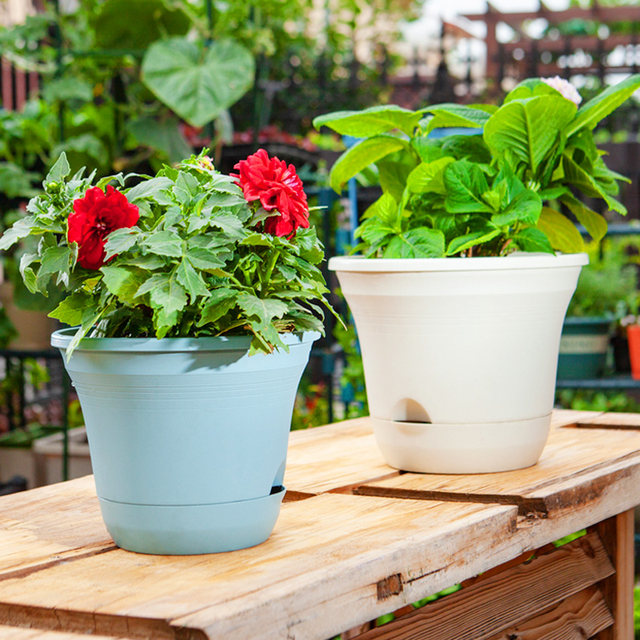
[346,532,615,640]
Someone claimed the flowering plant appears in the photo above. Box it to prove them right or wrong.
[314,75,640,258]
[0,150,333,357]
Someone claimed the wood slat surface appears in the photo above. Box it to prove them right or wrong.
[345,414,640,529]
[350,532,614,640]
[0,409,636,640]
[484,587,613,640]
[0,626,125,639]
[0,494,515,640]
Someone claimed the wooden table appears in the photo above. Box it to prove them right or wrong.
[0,409,638,639]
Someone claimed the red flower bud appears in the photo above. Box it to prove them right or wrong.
[232,149,309,238]
[68,185,139,270]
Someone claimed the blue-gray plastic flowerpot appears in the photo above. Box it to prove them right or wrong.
[51,329,319,555]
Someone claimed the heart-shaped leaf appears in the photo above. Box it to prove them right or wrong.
[142,38,255,127]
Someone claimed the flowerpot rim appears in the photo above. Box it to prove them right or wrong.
[328,253,588,273]
[51,328,321,353]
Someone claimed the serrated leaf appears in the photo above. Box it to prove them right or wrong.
[49,292,91,326]
[185,246,227,271]
[237,293,288,326]
[101,265,147,304]
[0,216,36,250]
[144,230,183,257]
[104,228,139,261]
[208,212,246,239]
[126,176,173,203]
[45,153,70,185]
[197,288,237,326]
[177,258,210,302]
[536,207,585,253]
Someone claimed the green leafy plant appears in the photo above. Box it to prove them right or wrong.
[0,150,334,358]
[314,75,640,258]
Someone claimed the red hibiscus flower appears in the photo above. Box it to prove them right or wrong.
[232,149,309,237]
[68,185,139,270]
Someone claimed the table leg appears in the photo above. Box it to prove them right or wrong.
[595,510,635,640]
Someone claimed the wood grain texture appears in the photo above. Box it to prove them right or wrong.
[0,410,635,640]
[0,476,112,578]
[347,533,614,640]
[0,626,125,639]
[594,511,635,640]
[484,587,613,640]
[0,495,516,640]
[351,416,640,527]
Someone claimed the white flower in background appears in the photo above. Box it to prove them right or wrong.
[541,76,583,106]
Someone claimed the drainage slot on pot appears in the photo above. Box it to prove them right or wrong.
[391,398,431,423]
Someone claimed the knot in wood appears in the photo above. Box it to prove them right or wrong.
[376,573,403,600]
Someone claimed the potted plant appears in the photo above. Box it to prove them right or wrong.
[0,149,334,554]
[315,74,640,474]
[558,251,637,379]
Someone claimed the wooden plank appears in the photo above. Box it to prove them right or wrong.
[0,495,518,640]
[347,533,614,640]
[282,410,604,497]
[594,511,635,640]
[485,586,613,640]
[0,476,113,578]
[284,417,398,494]
[574,412,640,430]
[0,625,127,639]
[351,420,640,521]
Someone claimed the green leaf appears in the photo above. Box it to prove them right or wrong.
[446,228,501,256]
[42,77,93,103]
[197,288,237,326]
[101,265,147,304]
[37,246,71,291]
[511,227,554,254]
[503,78,559,103]
[128,116,192,164]
[376,158,416,202]
[237,293,288,326]
[91,0,190,49]
[329,135,411,193]
[185,246,227,271]
[568,74,640,136]
[142,37,255,127]
[484,95,577,174]
[561,194,608,243]
[48,292,90,326]
[313,105,422,137]
[45,153,70,185]
[443,160,493,214]
[383,228,445,258]
[144,230,183,257]
[406,157,455,195]
[492,191,542,227]
[422,103,490,134]
[177,258,210,302]
[104,228,139,261]
[563,153,627,215]
[208,212,246,239]
[125,176,173,203]
[536,207,584,253]
[0,216,36,251]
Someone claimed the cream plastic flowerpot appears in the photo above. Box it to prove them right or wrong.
[330,253,587,473]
